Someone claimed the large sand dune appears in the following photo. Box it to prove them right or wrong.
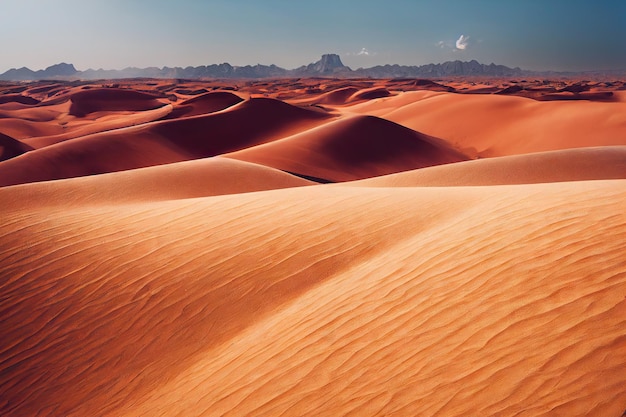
[226,114,468,181]
[162,91,244,119]
[345,90,626,156]
[1,78,625,416]
[68,88,168,117]
[0,157,313,209]
[0,98,332,187]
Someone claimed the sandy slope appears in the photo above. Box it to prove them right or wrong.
[1,79,625,417]
[352,146,626,187]
[0,98,332,187]
[0,94,40,105]
[23,104,175,149]
[0,180,624,416]
[162,91,244,119]
[0,132,32,161]
[68,88,167,117]
[226,114,468,181]
[0,157,313,209]
[344,91,626,156]
[0,96,172,147]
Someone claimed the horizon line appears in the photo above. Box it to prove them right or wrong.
[2,56,625,77]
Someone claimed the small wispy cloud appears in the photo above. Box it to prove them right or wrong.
[437,35,471,52]
[347,47,376,57]
[455,34,470,50]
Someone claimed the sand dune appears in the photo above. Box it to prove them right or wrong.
[23,104,174,149]
[313,86,360,105]
[68,88,168,117]
[0,100,76,145]
[536,91,616,101]
[0,114,68,140]
[162,91,244,119]
[404,78,455,91]
[0,94,40,105]
[0,157,313,209]
[0,98,333,187]
[352,146,626,187]
[0,95,173,148]
[1,78,625,417]
[345,90,626,156]
[0,127,186,187]
[348,86,393,102]
[148,98,333,155]
[0,132,32,161]
[1,180,624,416]
[227,114,468,181]
[23,82,65,97]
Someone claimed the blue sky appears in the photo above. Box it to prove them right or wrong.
[1,0,625,72]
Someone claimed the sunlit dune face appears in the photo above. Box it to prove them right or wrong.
[1,78,625,417]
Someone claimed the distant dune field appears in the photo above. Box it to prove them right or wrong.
[1,78,625,416]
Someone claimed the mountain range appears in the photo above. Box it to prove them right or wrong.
[0,54,549,81]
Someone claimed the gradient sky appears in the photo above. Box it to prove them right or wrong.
[2,0,625,73]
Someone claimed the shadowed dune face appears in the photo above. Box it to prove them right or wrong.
[313,86,359,104]
[162,91,244,119]
[149,98,333,156]
[351,146,626,187]
[348,86,393,102]
[68,88,167,116]
[0,97,333,187]
[345,90,626,156]
[227,114,468,181]
[0,78,625,417]
[0,94,40,105]
[0,132,33,161]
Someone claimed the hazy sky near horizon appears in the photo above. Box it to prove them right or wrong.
[1,0,625,72]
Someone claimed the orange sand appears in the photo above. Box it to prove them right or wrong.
[1,78,625,417]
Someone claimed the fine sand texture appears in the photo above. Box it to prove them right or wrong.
[1,78,625,417]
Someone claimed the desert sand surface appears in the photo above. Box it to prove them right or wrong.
[1,78,625,416]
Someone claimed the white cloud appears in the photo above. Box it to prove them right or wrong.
[347,47,376,57]
[455,34,470,50]
[437,36,470,51]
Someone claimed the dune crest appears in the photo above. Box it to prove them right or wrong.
[162,91,244,119]
[0,157,313,210]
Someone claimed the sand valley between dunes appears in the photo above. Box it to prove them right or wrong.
[1,77,625,416]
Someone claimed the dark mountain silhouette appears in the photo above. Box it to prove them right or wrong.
[1,67,37,81]
[36,63,77,78]
[358,60,522,78]
[293,54,352,76]
[0,55,528,80]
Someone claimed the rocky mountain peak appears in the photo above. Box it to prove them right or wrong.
[316,54,345,72]
[42,63,78,77]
